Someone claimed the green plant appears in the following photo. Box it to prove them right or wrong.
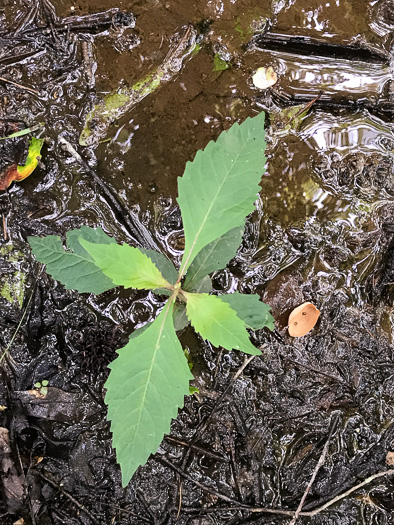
[34,380,49,396]
[28,111,273,486]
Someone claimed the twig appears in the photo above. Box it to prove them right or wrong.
[176,480,182,519]
[233,355,255,381]
[289,91,322,123]
[158,456,245,506]
[203,354,255,428]
[0,266,43,367]
[180,354,256,473]
[58,136,159,250]
[38,472,99,524]
[0,49,46,68]
[304,469,394,517]
[288,416,337,524]
[247,469,394,516]
[182,505,296,516]
[0,75,39,95]
[285,357,346,384]
[162,465,394,518]
[2,213,7,240]
[229,435,243,502]
[198,354,255,434]
[165,436,229,462]
[85,498,152,523]
[19,8,122,34]
[254,31,390,61]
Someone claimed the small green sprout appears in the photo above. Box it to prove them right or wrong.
[34,379,49,396]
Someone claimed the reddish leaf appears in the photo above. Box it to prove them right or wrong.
[0,137,44,190]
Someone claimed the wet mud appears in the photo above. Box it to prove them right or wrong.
[0,0,393,523]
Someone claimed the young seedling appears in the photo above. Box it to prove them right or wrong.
[28,111,274,486]
[33,380,49,397]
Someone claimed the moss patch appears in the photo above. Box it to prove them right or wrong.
[0,244,26,308]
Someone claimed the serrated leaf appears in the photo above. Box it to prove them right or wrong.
[173,303,189,331]
[184,226,243,291]
[67,226,115,257]
[130,322,152,339]
[191,275,212,294]
[151,288,172,297]
[105,301,193,485]
[139,249,178,284]
[28,235,116,294]
[80,240,171,291]
[220,292,274,330]
[184,293,260,355]
[178,111,266,276]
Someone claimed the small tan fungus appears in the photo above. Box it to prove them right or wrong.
[252,66,277,90]
[386,451,394,466]
[288,302,320,337]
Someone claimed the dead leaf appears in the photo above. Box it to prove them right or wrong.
[252,66,277,90]
[32,456,44,466]
[0,137,44,190]
[0,427,25,514]
[288,302,320,337]
[28,389,47,399]
[386,451,394,466]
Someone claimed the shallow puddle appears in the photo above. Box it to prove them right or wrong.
[0,0,393,523]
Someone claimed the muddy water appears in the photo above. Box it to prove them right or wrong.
[0,0,393,523]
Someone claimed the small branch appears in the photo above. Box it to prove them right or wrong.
[0,75,39,95]
[84,498,152,523]
[289,91,322,123]
[288,416,337,524]
[38,472,99,524]
[285,357,346,384]
[165,436,229,462]
[245,469,394,517]
[181,353,256,470]
[58,136,159,250]
[162,467,394,519]
[2,213,7,240]
[305,469,394,517]
[158,455,244,506]
[176,480,182,519]
[0,266,43,367]
[233,355,255,381]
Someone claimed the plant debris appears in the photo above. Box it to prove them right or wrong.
[0,137,44,190]
[288,302,321,337]
[252,66,278,89]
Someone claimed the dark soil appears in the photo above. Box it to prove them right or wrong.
[0,0,393,524]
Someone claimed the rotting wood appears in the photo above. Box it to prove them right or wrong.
[79,24,198,146]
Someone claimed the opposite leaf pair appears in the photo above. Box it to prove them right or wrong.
[28,110,273,485]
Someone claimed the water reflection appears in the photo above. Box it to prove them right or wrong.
[241,106,394,304]
[301,111,394,153]
[274,0,391,53]
[269,50,390,100]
